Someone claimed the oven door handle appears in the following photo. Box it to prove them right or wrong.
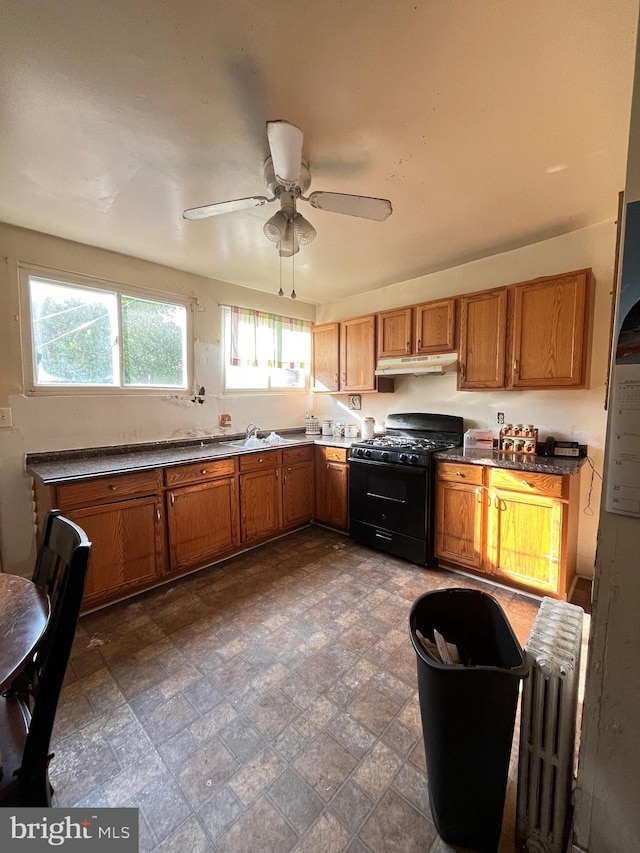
[366,492,406,503]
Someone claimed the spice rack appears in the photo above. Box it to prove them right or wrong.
[499,423,538,455]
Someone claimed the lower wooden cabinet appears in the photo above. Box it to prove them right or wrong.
[435,463,485,571]
[165,458,238,572]
[435,461,580,598]
[238,446,314,543]
[34,469,165,610]
[282,446,314,530]
[314,446,349,530]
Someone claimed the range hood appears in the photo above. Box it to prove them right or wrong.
[375,353,458,376]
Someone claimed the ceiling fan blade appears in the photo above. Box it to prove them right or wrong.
[267,120,303,186]
[183,196,271,220]
[306,191,392,221]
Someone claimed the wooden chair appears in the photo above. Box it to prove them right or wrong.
[0,511,91,806]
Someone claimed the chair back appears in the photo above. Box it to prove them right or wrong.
[6,511,91,805]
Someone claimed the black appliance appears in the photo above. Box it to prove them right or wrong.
[348,412,464,565]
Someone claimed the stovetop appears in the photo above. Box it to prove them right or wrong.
[349,435,459,467]
[349,413,464,468]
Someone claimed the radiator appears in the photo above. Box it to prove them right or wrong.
[516,597,584,853]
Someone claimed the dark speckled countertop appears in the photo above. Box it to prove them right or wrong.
[434,447,586,476]
[27,432,356,485]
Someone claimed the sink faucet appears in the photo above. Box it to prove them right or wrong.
[245,423,260,439]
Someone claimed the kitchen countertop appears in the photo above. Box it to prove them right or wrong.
[434,446,587,476]
[26,433,356,485]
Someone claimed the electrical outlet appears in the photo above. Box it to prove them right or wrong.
[0,408,13,428]
[497,412,505,424]
[219,413,231,428]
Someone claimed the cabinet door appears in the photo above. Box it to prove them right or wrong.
[486,489,563,595]
[435,480,485,571]
[67,495,164,607]
[325,462,349,530]
[510,270,591,389]
[377,307,413,358]
[415,298,455,354]
[282,461,314,529]
[167,477,238,571]
[340,315,376,391]
[458,289,508,389]
[312,323,340,392]
[239,468,281,543]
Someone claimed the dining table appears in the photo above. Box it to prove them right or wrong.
[0,573,50,692]
[0,573,50,779]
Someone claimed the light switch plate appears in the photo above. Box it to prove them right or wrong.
[0,408,13,428]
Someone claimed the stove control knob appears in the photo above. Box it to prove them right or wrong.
[398,453,408,463]
[409,454,419,464]
[381,451,389,461]
[364,449,373,459]
[353,448,362,458]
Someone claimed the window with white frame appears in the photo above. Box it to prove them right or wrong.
[21,269,191,392]
[222,306,311,391]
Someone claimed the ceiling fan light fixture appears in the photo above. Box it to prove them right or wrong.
[277,217,299,257]
[263,210,288,242]
[293,213,316,246]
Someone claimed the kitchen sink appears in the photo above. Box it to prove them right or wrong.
[221,438,299,449]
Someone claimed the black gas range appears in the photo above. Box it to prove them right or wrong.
[348,413,464,565]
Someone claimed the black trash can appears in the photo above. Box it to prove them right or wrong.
[409,588,528,853]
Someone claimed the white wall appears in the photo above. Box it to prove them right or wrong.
[0,223,314,576]
[574,12,640,850]
[316,221,617,578]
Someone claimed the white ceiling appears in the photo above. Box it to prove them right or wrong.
[0,1,637,305]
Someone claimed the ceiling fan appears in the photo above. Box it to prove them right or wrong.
[183,120,393,257]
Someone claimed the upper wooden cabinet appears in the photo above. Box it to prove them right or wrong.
[377,299,456,359]
[510,269,592,389]
[458,289,508,390]
[340,315,376,391]
[311,322,340,392]
[458,269,593,391]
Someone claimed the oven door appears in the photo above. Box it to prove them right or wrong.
[348,458,432,564]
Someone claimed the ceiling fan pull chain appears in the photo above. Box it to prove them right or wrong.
[291,250,297,299]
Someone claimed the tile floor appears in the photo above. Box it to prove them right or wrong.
[50,527,543,852]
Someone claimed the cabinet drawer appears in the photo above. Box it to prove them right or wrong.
[437,462,483,485]
[319,446,348,464]
[239,450,282,472]
[165,457,236,487]
[56,469,162,509]
[283,444,314,466]
[487,467,565,498]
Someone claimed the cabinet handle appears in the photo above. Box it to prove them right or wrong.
[156,508,161,521]
[460,363,465,381]
[521,479,531,487]
[200,468,207,475]
[455,471,464,478]
[406,341,410,353]
[275,469,279,480]
[513,359,519,375]
[334,372,338,385]
[342,372,346,385]
[493,494,500,508]
[109,484,117,491]
[417,338,422,350]
[475,487,482,503]
[170,492,174,506]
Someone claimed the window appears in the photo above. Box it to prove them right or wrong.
[222,306,311,392]
[22,269,191,392]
